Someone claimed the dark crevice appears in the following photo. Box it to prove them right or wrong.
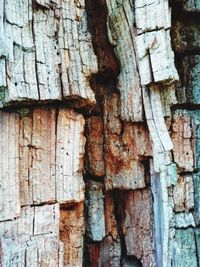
[85,0,120,81]
[83,1,122,265]
[112,190,126,266]
[31,2,41,101]
[122,255,143,267]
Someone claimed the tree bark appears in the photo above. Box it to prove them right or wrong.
[0,0,200,266]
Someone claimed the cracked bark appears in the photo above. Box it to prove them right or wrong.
[1,0,200,266]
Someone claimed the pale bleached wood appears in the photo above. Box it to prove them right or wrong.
[33,9,62,100]
[3,0,39,103]
[30,108,56,204]
[0,204,59,239]
[166,163,178,187]
[0,0,98,107]
[85,180,105,242]
[136,30,179,86]
[106,0,143,122]
[175,213,195,228]
[19,108,56,205]
[19,108,85,205]
[0,234,60,267]
[0,111,20,221]
[151,162,169,267]
[0,204,60,266]
[56,109,85,203]
[135,0,171,34]
[142,86,172,172]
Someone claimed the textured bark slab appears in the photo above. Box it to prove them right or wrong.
[19,108,56,205]
[166,163,178,187]
[1,1,199,266]
[85,180,105,242]
[0,234,60,267]
[173,175,194,212]
[172,110,200,170]
[106,0,143,122]
[19,108,85,205]
[123,189,156,267]
[56,109,85,203]
[142,86,172,172]
[104,93,151,190]
[0,204,59,238]
[136,30,178,86]
[60,202,85,267]
[173,229,198,267]
[134,0,178,85]
[0,0,97,107]
[85,116,105,177]
[135,0,171,32]
[160,85,177,117]
[151,166,169,267]
[175,212,195,228]
[58,0,98,105]
[0,111,20,221]
[0,204,60,266]
[171,110,194,172]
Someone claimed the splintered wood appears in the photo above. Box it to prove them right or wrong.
[0,0,97,107]
[103,93,151,190]
[1,0,200,266]
[19,108,85,205]
[0,108,85,266]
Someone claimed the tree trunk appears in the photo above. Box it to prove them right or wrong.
[0,0,200,266]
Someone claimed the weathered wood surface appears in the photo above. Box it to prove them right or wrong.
[1,0,200,266]
[0,111,20,221]
[0,204,61,266]
[103,93,151,190]
[123,189,156,266]
[19,108,85,205]
[85,180,105,242]
[0,0,98,107]
[106,0,143,122]
[60,202,85,267]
